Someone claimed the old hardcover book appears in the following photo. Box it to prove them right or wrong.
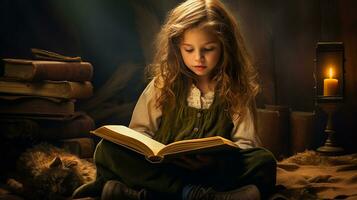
[3,58,93,81]
[57,137,95,158]
[0,95,74,116]
[0,78,93,99]
[92,125,238,163]
[0,113,95,140]
[31,48,82,62]
[290,111,316,154]
[257,108,290,158]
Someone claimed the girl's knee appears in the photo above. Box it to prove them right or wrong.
[93,140,110,163]
[94,140,129,165]
[251,149,277,198]
[253,148,277,169]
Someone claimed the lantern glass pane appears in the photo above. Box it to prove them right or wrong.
[316,51,343,97]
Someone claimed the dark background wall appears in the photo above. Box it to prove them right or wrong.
[0,0,356,152]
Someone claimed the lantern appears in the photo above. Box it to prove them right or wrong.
[314,42,345,155]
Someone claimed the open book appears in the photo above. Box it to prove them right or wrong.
[91,125,239,163]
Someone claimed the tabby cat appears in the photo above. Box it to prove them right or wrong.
[7,143,96,200]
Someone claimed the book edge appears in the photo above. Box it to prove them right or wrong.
[91,126,158,158]
[158,136,238,157]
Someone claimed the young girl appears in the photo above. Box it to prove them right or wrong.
[73,0,276,199]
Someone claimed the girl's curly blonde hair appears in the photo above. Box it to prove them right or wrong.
[147,0,259,117]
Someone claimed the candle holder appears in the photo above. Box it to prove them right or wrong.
[316,102,344,155]
[314,42,345,155]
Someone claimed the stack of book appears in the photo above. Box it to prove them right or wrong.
[0,54,96,159]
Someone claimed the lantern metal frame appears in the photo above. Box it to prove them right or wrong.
[314,42,345,155]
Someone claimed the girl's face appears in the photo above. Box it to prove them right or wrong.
[179,27,221,81]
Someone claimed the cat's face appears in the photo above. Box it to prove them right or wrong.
[35,156,84,197]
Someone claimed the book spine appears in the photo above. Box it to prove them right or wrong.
[66,81,93,99]
[40,114,95,140]
[0,114,95,140]
[0,80,93,99]
[32,62,93,81]
[146,155,163,163]
[0,98,75,116]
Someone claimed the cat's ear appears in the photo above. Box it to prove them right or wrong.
[49,156,63,168]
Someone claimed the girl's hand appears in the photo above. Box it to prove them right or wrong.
[172,154,215,171]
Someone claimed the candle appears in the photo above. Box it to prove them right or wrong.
[323,67,338,96]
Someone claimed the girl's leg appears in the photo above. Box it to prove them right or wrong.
[74,139,187,198]
[232,147,277,198]
[191,147,277,199]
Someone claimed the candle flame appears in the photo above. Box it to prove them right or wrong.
[328,67,334,79]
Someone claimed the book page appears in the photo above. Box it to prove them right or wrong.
[158,136,238,156]
[103,125,166,155]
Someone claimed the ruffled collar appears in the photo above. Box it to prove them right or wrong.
[187,84,215,109]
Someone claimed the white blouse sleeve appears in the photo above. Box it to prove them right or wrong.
[231,108,261,149]
[128,80,162,138]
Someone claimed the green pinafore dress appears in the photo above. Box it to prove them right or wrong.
[89,94,277,198]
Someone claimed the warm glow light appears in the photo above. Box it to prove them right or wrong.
[328,67,334,79]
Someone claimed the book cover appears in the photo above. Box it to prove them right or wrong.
[56,137,95,158]
[0,95,75,117]
[91,125,238,163]
[0,113,95,140]
[290,111,316,154]
[0,78,93,99]
[3,58,93,81]
[257,108,290,158]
